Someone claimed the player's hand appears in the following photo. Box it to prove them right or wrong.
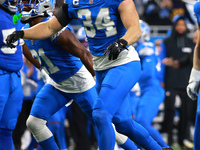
[6,30,24,48]
[187,68,200,101]
[104,39,128,60]
[194,1,200,27]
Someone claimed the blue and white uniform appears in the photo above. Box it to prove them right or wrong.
[25,17,96,150]
[135,41,168,147]
[63,1,162,150]
[0,9,24,150]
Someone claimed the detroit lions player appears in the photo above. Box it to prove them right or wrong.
[187,1,200,150]
[11,0,139,149]
[0,0,24,149]
[18,1,96,149]
[134,20,168,147]
[6,0,173,150]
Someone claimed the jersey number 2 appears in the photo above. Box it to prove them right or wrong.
[31,49,60,75]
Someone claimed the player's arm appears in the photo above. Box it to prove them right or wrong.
[22,3,72,40]
[6,4,72,47]
[104,0,141,60]
[193,28,200,71]
[118,0,141,46]
[56,30,95,76]
[22,43,41,69]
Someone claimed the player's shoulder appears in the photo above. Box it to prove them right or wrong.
[138,42,155,56]
[143,42,155,48]
[0,9,13,25]
[67,0,123,7]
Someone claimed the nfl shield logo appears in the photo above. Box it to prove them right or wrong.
[73,0,79,6]
[89,0,93,4]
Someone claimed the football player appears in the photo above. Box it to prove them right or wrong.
[0,0,24,149]
[134,20,168,147]
[187,1,200,149]
[6,0,172,149]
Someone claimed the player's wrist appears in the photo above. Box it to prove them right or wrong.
[117,39,128,48]
[17,30,24,38]
[189,68,200,83]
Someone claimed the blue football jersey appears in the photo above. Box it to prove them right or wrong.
[24,17,83,83]
[67,0,126,56]
[136,42,160,91]
[0,9,23,72]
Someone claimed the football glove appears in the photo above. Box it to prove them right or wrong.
[6,30,24,48]
[104,39,128,60]
[187,68,200,101]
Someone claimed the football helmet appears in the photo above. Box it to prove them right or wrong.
[76,27,87,42]
[76,27,88,48]
[0,0,18,13]
[18,0,54,23]
[139,20,150,42]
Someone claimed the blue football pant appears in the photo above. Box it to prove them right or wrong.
[194,88,200,150]
[135,85,168,147]
[93,61,162,150]
[29,84,97,149]
[0,72,23,150]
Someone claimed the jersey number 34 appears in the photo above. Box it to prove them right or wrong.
[78,8,117,38]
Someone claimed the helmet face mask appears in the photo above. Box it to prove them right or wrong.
[0,0,18,13]
[18,0,54,23]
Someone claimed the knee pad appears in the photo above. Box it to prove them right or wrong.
[26,115,53,142]
[92,109,112,126]
[112,124,128,145]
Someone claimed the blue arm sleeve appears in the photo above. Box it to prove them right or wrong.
[158,42,167,84]
[140,55,157,81]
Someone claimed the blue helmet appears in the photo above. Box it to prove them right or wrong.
[18,0,54,23]
[76,27,87,42]
[76,27,88,48]
[139,20,150,42]
[0,0,18,13]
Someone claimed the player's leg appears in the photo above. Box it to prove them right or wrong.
[135,85,168,147]
[26,84,70,150]
[0,73,9,120]
[0,72,23,150]
[68,86,97,124]
[113,93,162,150]
[54,107,68,150]
[92,61,141,150]
[194,89,200,150]
[113,124,138,150]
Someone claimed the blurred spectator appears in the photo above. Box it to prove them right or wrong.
[143,0,173,25]
[171,0,195,25]
[160,15,195,148]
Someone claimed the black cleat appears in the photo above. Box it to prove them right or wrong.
[162,147,173,150]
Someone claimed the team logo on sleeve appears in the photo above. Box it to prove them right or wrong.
[73,0,79,6]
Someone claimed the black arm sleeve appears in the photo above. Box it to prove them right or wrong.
[54,4,72,27]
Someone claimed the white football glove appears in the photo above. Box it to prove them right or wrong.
[187,68,200,100]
